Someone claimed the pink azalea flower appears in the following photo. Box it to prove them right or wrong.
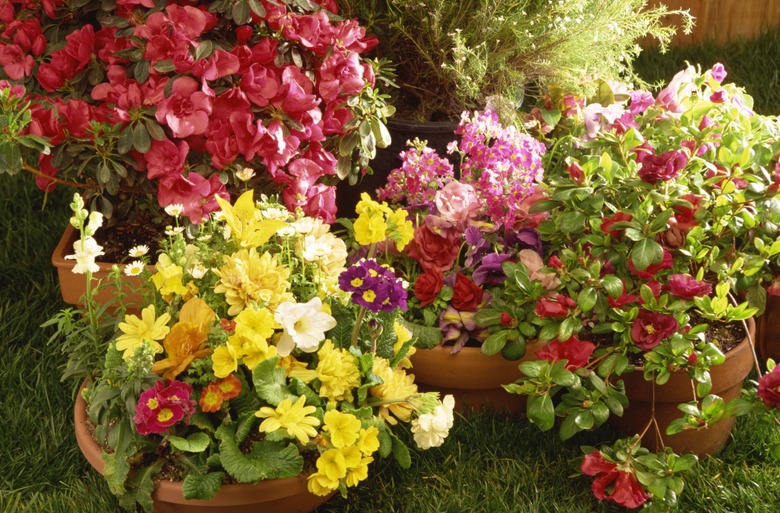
[581,451,650,509]
[668,274,712,299]
[536,336,596,370]
[155,76,212,138]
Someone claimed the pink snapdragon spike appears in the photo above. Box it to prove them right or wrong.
[581,451,650,509]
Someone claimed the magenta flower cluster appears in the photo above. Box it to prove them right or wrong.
[376,145,455,206]
[338,259,407,313]
[133,380,196,436]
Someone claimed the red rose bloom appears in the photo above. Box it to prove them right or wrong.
[757,365,780,409]
[630,309,679,350]
[668,274,713,299]
[407,224,460,274]
[581,451,650,509]
[414,271,444,307]
[451,272,484,311]
[535,336,596,370]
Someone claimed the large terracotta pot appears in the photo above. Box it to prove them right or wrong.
[335,118,459,216]
[74,388,332,513]
[609,317,756,457]
[52,223,150,309]
[409,340,546,415]
[756,294,780,364]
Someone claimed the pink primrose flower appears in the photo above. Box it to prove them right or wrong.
[133,380,196,436]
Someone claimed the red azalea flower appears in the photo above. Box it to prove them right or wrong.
[535,294,575,318]
[535,336,596,370]
[581,451,650,509]
[757,365,780,408]
[635,146,688,184]
[630,309,679,350]
[668,274,712,299]
[628,249,673,279]
[451,273,484,311]
[673,193,704,229]
[600,212,633,239]
[406,224,461,274]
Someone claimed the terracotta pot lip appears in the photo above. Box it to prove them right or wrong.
[629,316,756,374]
[52,222,157,273]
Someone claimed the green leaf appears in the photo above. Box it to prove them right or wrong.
[631,238,664,270]
[132,123,151,153]
[574,410,595,430]
[577,287,598,312]
[247,0,266,17]
[601,275,624,298]
[181,471,225,500]
[168,432,211,453]
[559,412,580,440]
[527,394,555,431]
[216,423,303,482]
[481,330,509,356]
[232,0,251,24]
[399,319,442,349]
[252,356,296,406]
[558,211,587,233]
[391,433,412,468]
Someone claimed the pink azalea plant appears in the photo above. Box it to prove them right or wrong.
[0,0,392,224]
[488,64,780,510]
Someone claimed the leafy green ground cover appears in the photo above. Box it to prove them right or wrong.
[2,32,780,513]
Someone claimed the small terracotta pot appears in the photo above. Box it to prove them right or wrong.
[756,294,780,364]
[609,317,756,457]
[408,340,546,415]
[74,386,333,513]
[52,223,151,309]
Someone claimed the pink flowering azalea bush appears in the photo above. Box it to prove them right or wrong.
[492,64,780,510]
[373,109,550,357]
[50,189,455,511]
[0,0,392,224]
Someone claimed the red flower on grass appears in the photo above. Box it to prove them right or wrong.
[757,365,780,409]
[581,451,650,509]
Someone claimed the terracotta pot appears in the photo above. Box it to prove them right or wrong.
[52,223,150,309]
[408,340,546,415]
[74,387,332,513]
[756,294,780,364]
[609,317,756,457]
[335,118,459,217]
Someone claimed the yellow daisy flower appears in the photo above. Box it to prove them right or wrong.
[255,395,320,444]
[115,305,171,360]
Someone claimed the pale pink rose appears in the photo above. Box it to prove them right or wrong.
[518,249,560,290]
[434,181,480,225]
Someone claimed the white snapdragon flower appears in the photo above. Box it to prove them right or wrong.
[85,211,104,236]
[65,236,104,274]
[411,395,456,449]
[274,297,337,356]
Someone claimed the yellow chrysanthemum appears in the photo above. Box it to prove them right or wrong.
[323,410,361,449]
[353,210,387,246]
[315,340,361,403]
[115,305,171,360]
[255,395,320,444]
[307,471,339,496]
[151,254,189,297]
[369,357,418,425]
[213,248,293,316]
[357,427,380,456]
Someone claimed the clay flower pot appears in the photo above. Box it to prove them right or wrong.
[409,340,546,415]
[52,223,151,309]
[74,387,332,513]
[756,295,780,364]
[609,317,756,457]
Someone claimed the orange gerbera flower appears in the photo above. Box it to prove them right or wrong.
[152,297,216,379]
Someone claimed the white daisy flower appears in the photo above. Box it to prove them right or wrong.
[189,264,208,279]
[164,203,185,217]
[128,245,149,258]
[261,207,289,221]
[165,226,185,236]
[292,217,315,235]
[124,260,145,276]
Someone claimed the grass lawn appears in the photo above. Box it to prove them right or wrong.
[2,33,780,513]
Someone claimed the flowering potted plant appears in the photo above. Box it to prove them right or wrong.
[371,109,552,412]
[495,64,780,510]
[0,0,391,226]
[53,189,454,512]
